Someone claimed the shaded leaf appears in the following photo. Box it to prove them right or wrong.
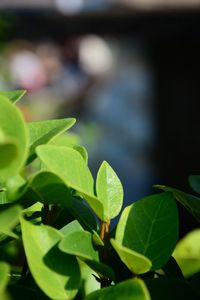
[0,96,28,181]
[189,175,200,194]
[27,118,76,163]
[155,185,200,223]
[116,192,179,270]
[189,272,200,297]
[85,278,151,300]
[70,198,98,232]
[0,206,22,238]
[20,218,81,300]
[162,256,184,279]
[96,161,123,221]
[0,134,18,169]
[30,171,72,206]
[146,278,199,300]
[111,239,151,275]
[0,262,10,294]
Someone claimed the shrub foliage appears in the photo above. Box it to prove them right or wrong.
[0,91,200,299]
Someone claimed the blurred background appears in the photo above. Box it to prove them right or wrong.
[0,0,200,231]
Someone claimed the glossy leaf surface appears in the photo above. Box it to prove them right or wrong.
[21,218,81,300]
[96,161,123,220]
[116,192,178,270]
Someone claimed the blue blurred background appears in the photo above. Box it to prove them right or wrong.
[0,0,200,231]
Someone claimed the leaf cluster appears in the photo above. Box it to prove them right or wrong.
[0,91,200,299]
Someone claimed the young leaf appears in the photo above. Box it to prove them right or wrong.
[173,229,200,277]
[85,278,151,300]
[0,262,10,295]
[96,161,123,221]
[0,96,28,181]
[116,192,179,270]
[155,185,200,223]
[0,90,26,103]
[111,239,152,275]
[36,145,104,220]
[20,218,81,300]
[27,118,76,163]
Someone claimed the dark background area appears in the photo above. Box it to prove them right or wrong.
[1,6,200,234]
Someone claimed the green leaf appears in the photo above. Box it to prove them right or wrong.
[59,222,114,280]
[92,231,104,246]
[27,118,76,163]
[0,262,10,295]
[0,90,26,103]
[20,218,81,300]
[59,230,98,261]
[0,96,28,181]
[72,145,88,163]
[155,185,200,223]
[111,239,152,275]
[0,135,18,169]
[60,220,84,236]
[116,192,179,270]
[3,174,27,202]
[36,145,104,220]
[173,229,200,277]
[96,161,123,221]
[145,278,200,300]
[0,206,22,238]
[189,175,200,194]
[50,132,81,147]
[85,278,151,300]
[30,171,72,206]
[0,175,41,207]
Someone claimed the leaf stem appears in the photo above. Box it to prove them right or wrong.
[99,220,111,288]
